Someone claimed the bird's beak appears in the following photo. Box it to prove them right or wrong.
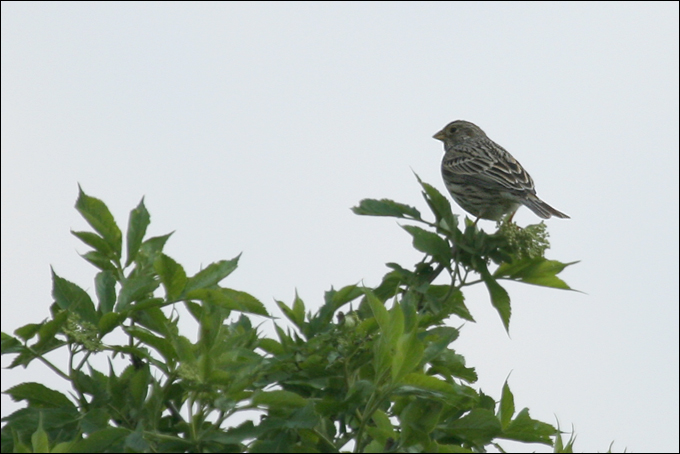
[433,130,445,141]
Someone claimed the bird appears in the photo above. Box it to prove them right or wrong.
[433,120,569,222]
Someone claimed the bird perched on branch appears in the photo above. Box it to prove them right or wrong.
[433,120,569,223]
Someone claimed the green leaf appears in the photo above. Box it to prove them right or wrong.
[137,233,173,262]
[399,373,475,406]
[31,415,50,454]
[308,285,363,336]
[367,409,397,445]
[51,268,97,324]
[330,284,364,305]
[498,380,515,429]
[52,441,76,453]
[428,349,478,383]
[501,408,556,445]
[426,285,474,322]
[276,299,303,329]
[95,271,116,314]
[5,382,75,409]
[126,326,176,362]
[445,408,503,445]
[69,427,129,453]
[80,251,117,272]
[402,225,452,263]
[392,331,424,382]
[170,335,195,364]
[186,288,268,316]
[365,289,389,332]
[185,256,240,293]
[258,338,284,355]
[154,253,187,301]
[477,259,511,333]
[2,332,24,354]
[420,326,459,364]
[128,364,150,406]
[125,198,150,266]
[352,198,422,220]
[400,398,443,443]
[495,258,578,290]
[71,231,115,257]
[115,273,160,312]
[416,174,458,232]
[75,186,122,258]
[252,390,308,408]
[125,429,149,452]
[98,312,123,336]
[14,323,43,342]
[292,292,305,323]
[34,310,69,350]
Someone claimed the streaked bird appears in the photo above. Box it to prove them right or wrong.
[433,120,569,222]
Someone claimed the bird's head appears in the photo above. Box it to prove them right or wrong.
[433,120,487,144]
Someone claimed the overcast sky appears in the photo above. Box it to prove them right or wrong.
[2,2,678,452]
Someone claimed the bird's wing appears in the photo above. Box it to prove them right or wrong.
[442,140,536,194]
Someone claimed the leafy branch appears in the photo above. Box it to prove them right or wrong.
[1,178,582,453]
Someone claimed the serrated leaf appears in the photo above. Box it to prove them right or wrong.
[352,198,422,220]
[495,258,577,290]
[98,312,123,336]
[171,335,196,363]
[252,390,307,408]
[34,311,69,350]
[51,268,97,324]
[446,408,503,445]
[69,427,129,453]
[399,373,475,406]
[401,398,443,437]
[1,332,23,354]
[426,285,474,322]
[75,186,122,258]
[415,174,458,232]
[420,326,460,365]
[393,331,424,382]
[501,408,556,445]
[292,292,305,322]
[402,225,452,263]
[186,288,268,316]
[5,382,75,409]
[428,349,478,383]
[498,380,515,429]
[116,273,160,312]
[14,323,43,342]
[71,231,115,256]
[154,253,187,301]
[95,271,116,314]
[365,290,389,332]
[276,300,303,329]
[31,417,50,454]
[136,233,173,267]
[125,198,150,266]
[185,256,240,293]
[258,338,284,355]
[80,250,117,272]
[477,260,511,333]
[125,326,177,362]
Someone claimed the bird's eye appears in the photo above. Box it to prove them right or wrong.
[449,127,457,134]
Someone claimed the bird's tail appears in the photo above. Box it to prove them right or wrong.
[523,195,570,219]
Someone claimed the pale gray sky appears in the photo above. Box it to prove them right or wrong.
[2,2,678,452]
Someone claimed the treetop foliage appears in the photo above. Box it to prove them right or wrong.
[1,177,582,453]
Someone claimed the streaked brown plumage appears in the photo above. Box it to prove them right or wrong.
[433,120,569,222]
